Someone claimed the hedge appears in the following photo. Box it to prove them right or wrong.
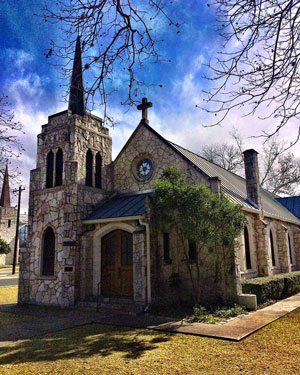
[242,271,300,304]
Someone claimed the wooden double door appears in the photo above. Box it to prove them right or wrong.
[101,230,133,297]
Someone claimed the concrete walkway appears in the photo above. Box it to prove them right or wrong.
[0,293,300,342]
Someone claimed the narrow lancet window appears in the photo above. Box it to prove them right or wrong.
[95,152,102,188]
[270,230,276,267]
[55,148,63,186]
[42,227,55,276]
[46,151,54,188]
[85,149,93,186]
[244,226,252,270]
[163,233,170,262]
[188,241,197,262]
[288,233,293,264]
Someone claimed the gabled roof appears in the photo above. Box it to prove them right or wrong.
[110,122,300,225]
[85,191,152,222]
[168,142,300,224]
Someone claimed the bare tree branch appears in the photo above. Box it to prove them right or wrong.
[202,0,300,140]
[41,0,179,123]
[200,134,300,195]
[0,95,24,184]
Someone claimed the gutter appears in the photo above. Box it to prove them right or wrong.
[241,206,300,226]
[82,215,142,225]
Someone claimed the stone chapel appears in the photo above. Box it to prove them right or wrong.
[18,36,300,310]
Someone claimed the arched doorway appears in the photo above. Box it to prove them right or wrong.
[101,230,133,297]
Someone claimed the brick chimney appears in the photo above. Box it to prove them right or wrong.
[243,149,262,210]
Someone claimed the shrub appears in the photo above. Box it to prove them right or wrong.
[0,237,11,255]
[242,271,300,304]
[186,304,247,323]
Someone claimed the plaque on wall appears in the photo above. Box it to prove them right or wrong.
[63,241,77,247]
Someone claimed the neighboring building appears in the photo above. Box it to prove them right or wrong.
[0,165,18,265]
[0,167,28,266]
[18,36,300,309]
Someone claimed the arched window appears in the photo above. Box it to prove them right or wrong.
[46,151,54,188]
[95,152,102,188]
[55,148,63,187]
[270,230,276,267]
[287,233,294,265]
[42,227,55,276]
[244,226,252,270]
[85,149,93,187]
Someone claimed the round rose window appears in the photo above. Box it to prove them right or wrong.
[136,158,153,180]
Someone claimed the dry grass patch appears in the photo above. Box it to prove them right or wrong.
[0,286,18,305]
[0,307,299,375]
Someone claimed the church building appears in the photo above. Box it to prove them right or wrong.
[0,165,18,265]
[18,36,300,310]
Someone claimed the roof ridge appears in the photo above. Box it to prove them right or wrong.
[167,140,246,182]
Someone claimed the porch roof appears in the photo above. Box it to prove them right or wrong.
[85,190,152,222]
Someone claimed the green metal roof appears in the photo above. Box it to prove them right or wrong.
[169,141,300,224]
[85,191,152,221]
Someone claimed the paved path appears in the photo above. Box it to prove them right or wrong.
[0,278,18,287]
[0,269,19,286]
[0,293,300,342]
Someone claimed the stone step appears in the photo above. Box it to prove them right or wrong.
[77,300,145,316]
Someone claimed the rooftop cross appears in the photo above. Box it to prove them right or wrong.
[137,97,152,123]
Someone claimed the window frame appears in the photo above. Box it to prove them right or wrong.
[41,227,56,277]
[163,233,171,264]
[46,150,54,188]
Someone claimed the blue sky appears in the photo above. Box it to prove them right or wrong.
[1,1,299,212]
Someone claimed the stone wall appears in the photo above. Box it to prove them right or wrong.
[247,215,300,277]
[113,123,208,193]
[0,207,17,265]
[19,111,111,307]
[148,214,240,306]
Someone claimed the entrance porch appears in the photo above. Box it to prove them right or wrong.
[80,191,152,307]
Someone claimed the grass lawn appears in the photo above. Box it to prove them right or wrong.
[0,286,299,374]
[0,287,18,305]
[0,287,30,329]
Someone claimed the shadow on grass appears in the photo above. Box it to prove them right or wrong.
[0,324,171,364]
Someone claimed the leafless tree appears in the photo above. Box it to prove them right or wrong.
[42,0,179,120]
[202,1,300,143]
[201,143,244,173]
[260,141,300,195]
[200,135,300,195]
[0,95,24,183]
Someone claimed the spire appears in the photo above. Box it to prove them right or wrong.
[0,164,11,207]
[68,35,85,116]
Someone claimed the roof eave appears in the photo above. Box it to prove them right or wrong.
[242,206,300,225]
[83,215,144,225]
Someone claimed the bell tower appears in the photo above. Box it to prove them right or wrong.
[19,36,112,307]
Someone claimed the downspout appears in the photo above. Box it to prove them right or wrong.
[139,217,151,304]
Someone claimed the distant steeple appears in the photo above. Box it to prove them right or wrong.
[0,165,11,207]
[68,35,85,116]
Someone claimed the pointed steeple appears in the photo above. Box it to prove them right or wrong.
[0,165,11,207]
[68,35,85,116]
